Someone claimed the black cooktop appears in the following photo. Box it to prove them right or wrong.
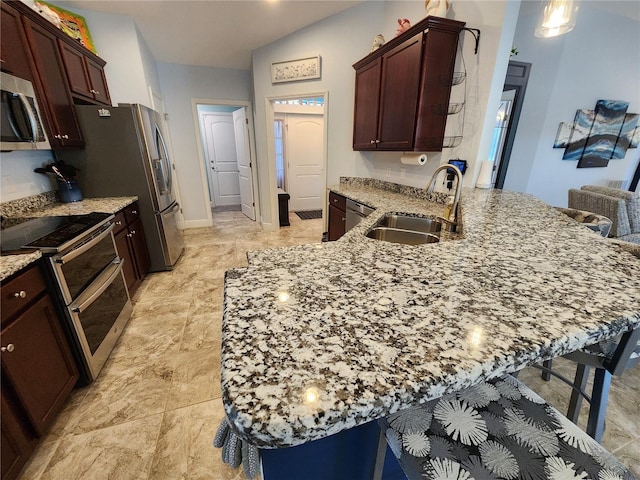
[0,212,112,254]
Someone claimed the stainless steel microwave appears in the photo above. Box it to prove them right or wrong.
[1,71,50,151]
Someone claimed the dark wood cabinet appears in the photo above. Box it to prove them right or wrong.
[59,40,111,106]
[0,2,34,81]
[22,16,84,148]
[328,192,347,241]
[113,203,150,297]
[353,58,382,150]
[353,16,465,152]
[0,263,79,479]
[2,1,114,148]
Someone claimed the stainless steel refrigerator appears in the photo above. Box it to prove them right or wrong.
[57,104,184,271]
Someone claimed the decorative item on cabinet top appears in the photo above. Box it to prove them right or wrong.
[425,0,451,18]
[32,1,97,53]
[370,34,385,53]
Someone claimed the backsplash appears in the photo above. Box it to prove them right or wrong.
[0,150,55,203]
[339,177,450,204]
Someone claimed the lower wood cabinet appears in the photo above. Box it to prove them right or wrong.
[1,262,79,480]
[328,192,347,241]
[113,202,150,297]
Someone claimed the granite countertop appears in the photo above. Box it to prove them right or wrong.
[18,196,138,217]
[221,178,640,449]
[0,196,138,281]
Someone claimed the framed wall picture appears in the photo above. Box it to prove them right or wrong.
[38,1,96,53]
[271,56,321,84]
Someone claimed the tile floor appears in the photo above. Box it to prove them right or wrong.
[18,211,639,479]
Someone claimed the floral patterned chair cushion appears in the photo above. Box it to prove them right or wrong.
[378,375,636,480]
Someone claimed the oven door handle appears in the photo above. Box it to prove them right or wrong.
[54,223,115,265]
[70,258,124,314]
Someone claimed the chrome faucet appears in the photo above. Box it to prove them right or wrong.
[426,164,462,225]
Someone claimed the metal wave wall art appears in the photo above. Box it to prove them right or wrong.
[553,99,639,168]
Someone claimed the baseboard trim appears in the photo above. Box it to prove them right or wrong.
[183,219,213,229]
[261,221,277,232]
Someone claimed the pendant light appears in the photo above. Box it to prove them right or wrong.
[535,0,579,38]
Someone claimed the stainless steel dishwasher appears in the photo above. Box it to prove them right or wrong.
[345,199,374,232]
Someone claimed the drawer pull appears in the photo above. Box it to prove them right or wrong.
[14,291,26,299]
[1,344,15,353]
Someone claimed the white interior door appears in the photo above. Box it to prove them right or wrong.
[285,113,324,211]
[232,108,256,220]
[202,113,240,206]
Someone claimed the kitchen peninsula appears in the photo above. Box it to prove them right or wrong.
[221,178,640,475]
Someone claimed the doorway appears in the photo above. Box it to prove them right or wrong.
[270,96,326,219]
[194,101,257,223]
[491,60,531,189]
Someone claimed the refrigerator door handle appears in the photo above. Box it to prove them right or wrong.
[155,124,172,195]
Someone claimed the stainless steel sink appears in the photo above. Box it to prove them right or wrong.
[365,227,440,245]
[374,214,444,234]
[365,213,452,245]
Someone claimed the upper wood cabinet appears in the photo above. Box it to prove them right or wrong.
[59,40,111,105]
[352,16,465,152]
[1,1,114,148]
[0,2,34,81]
[22,16,84,148]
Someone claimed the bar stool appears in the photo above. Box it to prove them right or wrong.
[540,208,613,382]
[540,237,639,442]
[213,417,261,479]
[377,375,637,479]
[555,206,613,237]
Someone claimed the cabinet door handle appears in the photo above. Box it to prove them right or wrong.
[62,134,69,139]
[115,221,122,225]
[375,139,381,143]
[1,344,15,353]
[130,230,136,235]
[13,290,26,298]
[131,210,138,214]
[370,140,375,144]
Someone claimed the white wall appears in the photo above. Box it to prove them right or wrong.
[505,1,640,206]
[156,63,252,224]
[0,151,56,202]
[251,2,384,228]
[70,7,160,107]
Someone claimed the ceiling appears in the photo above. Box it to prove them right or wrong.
[56,0,363,70]
[55,1,639,70]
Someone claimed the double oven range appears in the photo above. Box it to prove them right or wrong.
[1,212,132,383]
